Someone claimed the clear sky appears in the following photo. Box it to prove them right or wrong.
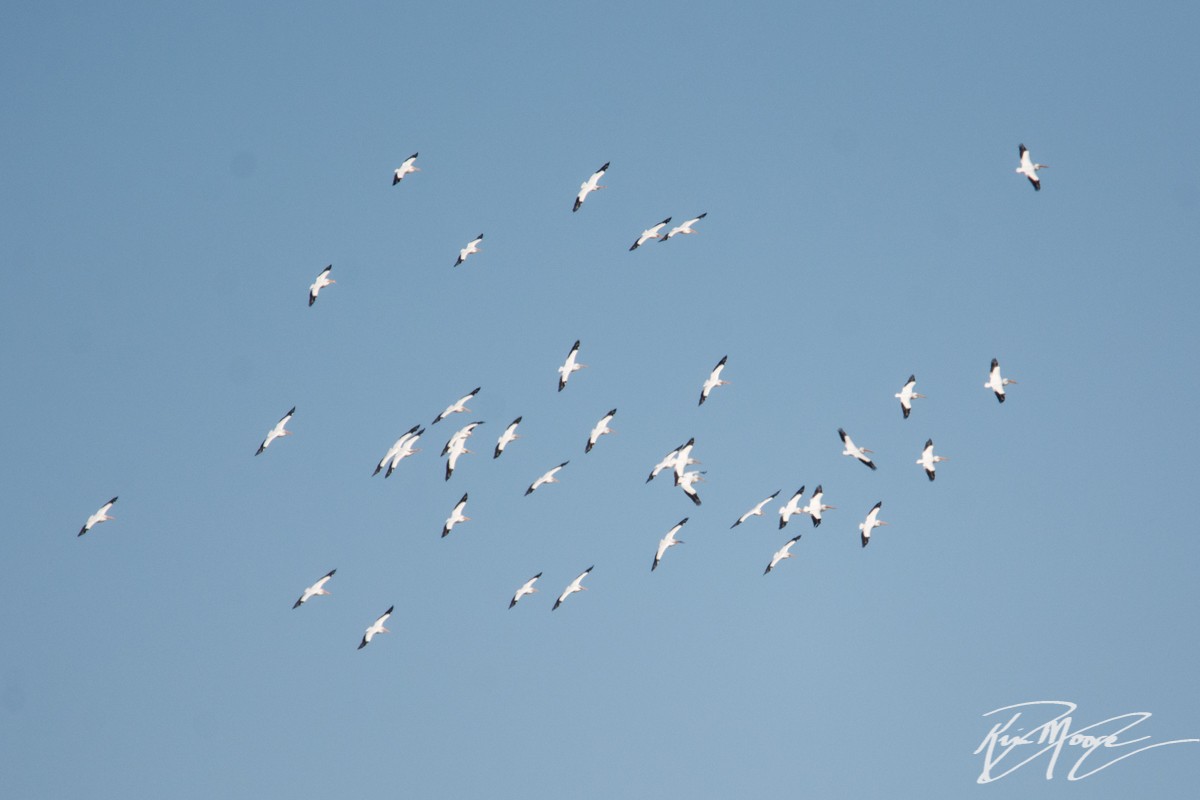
[3,2,1198,797]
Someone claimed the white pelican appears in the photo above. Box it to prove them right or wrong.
[509,573,542,608]
[374,424,422,477]
[494,417,522,459]
[308,264,334,307]
[630,217,671,250]
[444,436,471,481]
[985,358,1017,403]
[442,492,470,537]
[256,407,295,456]
[652,518,688,571]
[678,469,705,506]
[778,486,806,529]
[392,152,419,185]
[433,387,480,425]
[557,340,585,392]
[454,233,483,267]
[800,485,835,527]
[78,496,118,537]
[699,355,729,406]
[573,161,609,212]
[525,461,568,495]
[917,439,947,481]
[838,428,877,470]
[895,375,924,419]
[672,437,697,486]
[358,605,394,649]
[293,569,335,608]
[1015,144,1047,191]
[441,421,484,456]
[859,501,887,548]
[731,490,780,529]
[661,212,707,241]
[585,408,617,453]
[552,566,593,610]
[647,441,694,483]
[764,534,803,574]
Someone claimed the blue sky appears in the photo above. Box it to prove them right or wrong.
[3,2,1198,797]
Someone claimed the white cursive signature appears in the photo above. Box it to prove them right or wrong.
[975,700,1198,782]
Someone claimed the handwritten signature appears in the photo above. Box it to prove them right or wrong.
[975,700,1198,782]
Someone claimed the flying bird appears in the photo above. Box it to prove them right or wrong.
[573,161,609,212]
[442,493,470,537]
[678,470,705,506]
[293,569,336,609]
[392,152,419,185]
[525,462,568,495]
[895,375,924,419]
[494,417,522,459]
[630,217,671,250]
[672,437,698,486]
[661,213,707,241]
[374,424,423,477]
[859,502,887,548]
[358,606,394,649]
[699,356,729,406]
[800,485,835,527]
[433,387,481,424]
[778,487,806,529]
[731,490,780,529]
[838,428,877,470]
[917,439,948,481]
[647,442,693,483]
[985,358,1017,403]
[256,407,295,456]
[557,340,585,392]
[308,264,334,307]
[585,408,617,453]
[78,496,118,537]
[442,421,482,481]
[1015,144,1047,191]
[454,233,483,267]
[552,566,593,610]
[509,573,542,608]
[765,534,803,574]
[652,518,688,571]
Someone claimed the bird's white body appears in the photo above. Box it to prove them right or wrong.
[526,462,568,495]
[256,407,295,456]
[652,518,688,571]
[731,490,780,528]
[630,217,671,250]
[1016,144,1047,191]
[895,375,924,419]
[374,424,423,477]
[393,152,419,185]
[509,573,541,608]
[293,569,336,608]
[442,493,470,537]
[917,439,947,481]
[573,162,609,212]
[859,502,887,548]
[455,234,483,267]
[494,417,522,459]
[557,340,585,391]
[765,535,802,574]
[985,358,1017,403]
[308,265,335,307]
[778,487,806,529]
[678,470,705,506]
[442,421,482,480]
[661,212,707,240]
[838,428,876,470]
[358,606,394,649]
[553,566,593,610]
[585,408,617,453]
[672,437,697,486]
[699,356,729,405]
[79,496,118,537]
